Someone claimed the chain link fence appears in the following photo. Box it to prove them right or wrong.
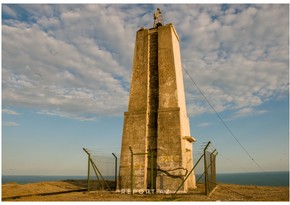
[204,148,218,195]
[83,148,119,191]
[175,141,218,195]
[83,142,217,195]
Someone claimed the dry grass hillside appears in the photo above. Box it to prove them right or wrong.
[2,180,289,201]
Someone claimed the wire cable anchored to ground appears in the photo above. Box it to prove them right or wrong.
[182,64,266,173]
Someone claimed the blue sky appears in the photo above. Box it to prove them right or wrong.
[2,4,289,175]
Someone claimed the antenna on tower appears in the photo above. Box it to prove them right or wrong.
[153,8,164,28]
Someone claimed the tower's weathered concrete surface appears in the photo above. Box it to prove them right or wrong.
[119,24,196,193]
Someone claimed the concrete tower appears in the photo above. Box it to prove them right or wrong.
[119,23,196,193]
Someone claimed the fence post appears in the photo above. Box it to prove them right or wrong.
[203,141,211,195]
[207,152,218,196]
[87,154,91,191]
[208,149,216,193]
[83,148,91,191]
[112,153,118,191]
[129,146,134,195]
[212,153,217,184]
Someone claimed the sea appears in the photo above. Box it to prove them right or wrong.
[2,171,289,187]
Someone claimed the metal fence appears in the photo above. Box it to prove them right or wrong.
[83,148,119,191]
[128,146,155,194]
[174,141,218,195]
[83,141,217,195]
[204,145,218,195]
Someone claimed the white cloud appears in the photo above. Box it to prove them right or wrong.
[2,109,20,115]
[37,110,97,121]
[178,4,288,119]
[2,4,288,121]
[230,107,267,120]
[2,5,133,120]
[197,122,210,127]
[3,121,20,127]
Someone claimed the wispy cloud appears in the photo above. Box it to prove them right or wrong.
[2,4,288,121]
[3,121,20,127]
[230,107,267,120]
[177,4,288,117]
[2,109,21,115]
[197,122,211,127]
[37,110,97,122]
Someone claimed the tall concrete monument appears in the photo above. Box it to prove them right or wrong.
[119,18,196,193]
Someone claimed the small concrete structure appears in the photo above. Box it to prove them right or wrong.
[119,24,196,193]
